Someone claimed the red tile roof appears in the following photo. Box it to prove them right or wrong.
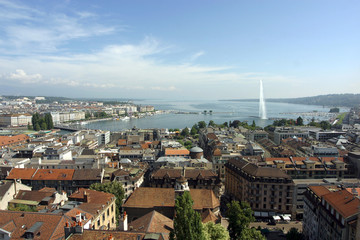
[322,189,360,219]
[0,134,29,147]
[123,188,219,210]
[129,210,173,235]
[0,210,72,240]
[164,148,189,156]
[6,168,38,180]
[32,169,75,181]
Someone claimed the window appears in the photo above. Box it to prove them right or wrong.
[263,204,266,208]
[103,213,105,221]
[107,209,110,216]
[97,219,100,226]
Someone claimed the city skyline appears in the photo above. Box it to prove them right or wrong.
[0,0,359,100]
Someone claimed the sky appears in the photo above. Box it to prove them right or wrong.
[0,0,359,100]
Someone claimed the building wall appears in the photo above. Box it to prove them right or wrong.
[0,182,31,210]
[93,200,117,230]
[225,162,294,216]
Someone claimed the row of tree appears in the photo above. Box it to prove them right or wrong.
[170,192,265,240]
[31,113,54,131]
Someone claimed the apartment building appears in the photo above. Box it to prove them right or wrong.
[225,158,294,217]
[303,186,360,240]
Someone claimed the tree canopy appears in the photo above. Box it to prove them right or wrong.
[90,181,125,220]
[203,222,229,240]
[226,201,264,240]
[170,191,206,240]
[31,112,54,131]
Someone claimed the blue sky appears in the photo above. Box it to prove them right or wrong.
[0,0,359,100]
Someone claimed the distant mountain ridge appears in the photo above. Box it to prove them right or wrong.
[220,94,360,108]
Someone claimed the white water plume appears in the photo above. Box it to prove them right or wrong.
[259,79,267,119]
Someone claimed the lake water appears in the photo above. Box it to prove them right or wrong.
[84,100,348,131]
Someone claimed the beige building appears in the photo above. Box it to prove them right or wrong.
[0,180,32,210]
[0,113,32,127]
[225,158,294,217]
[68,188,117,230]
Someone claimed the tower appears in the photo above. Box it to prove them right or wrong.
[175,167,190,199]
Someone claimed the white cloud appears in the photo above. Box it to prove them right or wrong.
[8,69,42,83]
[189,51,205,61]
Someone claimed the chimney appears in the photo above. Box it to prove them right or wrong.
[84,191,88,203]
[64,222,71,239]
[74,221,83,234]
[119,211,128,231]
[76,211,81,223]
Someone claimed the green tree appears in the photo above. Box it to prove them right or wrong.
[191,124,199,135]
[208,120,216,127]
[204,110,207,115]
[170,191,206,240]
[32,113,40,128]
[85,112,91,119]
[226,201,264,240]
[181,127,190,137]
[320,121,331,130]
[286,228,303,240]
[34,123,41,131]
[251,120,256,128]
[45,113,54,129]
[203,222,229,240]
[296,116,304,126]
[198,121,207,129]
[90,181,125,220]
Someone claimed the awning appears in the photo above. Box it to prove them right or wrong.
[254,211,261,217]
[273,216,281,220]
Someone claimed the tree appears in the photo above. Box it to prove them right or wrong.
[45,113,54,129]
[203,222,229,240]
[296,116,303,126]
[204,110,207,115]
[251,120,256,128]
[90,181,125,219]
[191,124,199,135]
[286,228,303,240]
[181,127,190,137]
[320,121,331,130]
[209,110,213,114]
[170,191,206,240]
[208,120,216,127]
[226,201,264,240]
[198,121,207,129]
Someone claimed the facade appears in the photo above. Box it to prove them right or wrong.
[0,180,31,210]
[6,168,103,194]
[303,186,360,240]
[274,127,309,145]
[150,167,221,197]
[264,157,352,179]
[309,130,346,141]
[225,158,294,217]
[0,113,32,127]
[68,188,117,230]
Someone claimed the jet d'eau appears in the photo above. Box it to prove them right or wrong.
[259,80,267,119]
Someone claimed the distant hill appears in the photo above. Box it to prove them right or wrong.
[221,94,360,108]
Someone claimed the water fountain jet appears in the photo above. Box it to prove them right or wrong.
[259,79,267,119]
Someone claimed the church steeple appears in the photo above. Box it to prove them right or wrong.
[175,167,189,199]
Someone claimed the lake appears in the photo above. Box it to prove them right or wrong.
[84,100,348,131]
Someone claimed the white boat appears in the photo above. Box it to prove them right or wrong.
[121,116,130,121]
